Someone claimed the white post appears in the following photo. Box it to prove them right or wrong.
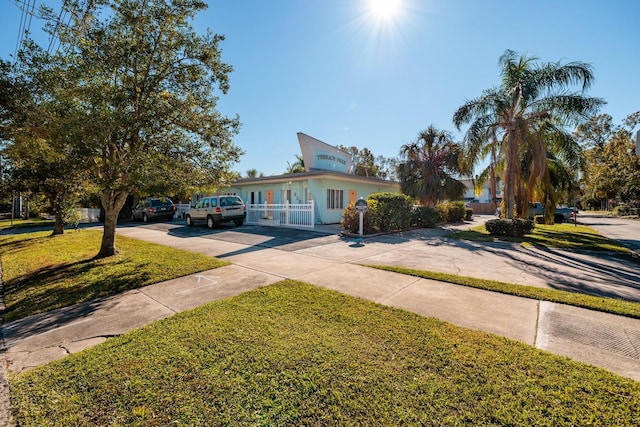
[359,211,364,237]
[284,200,289,226]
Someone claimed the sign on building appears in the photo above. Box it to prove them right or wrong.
[297,132,353,173]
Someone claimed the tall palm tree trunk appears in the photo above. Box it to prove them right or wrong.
[505,131,517,219]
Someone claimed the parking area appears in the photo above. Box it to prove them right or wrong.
[118,221,345,252]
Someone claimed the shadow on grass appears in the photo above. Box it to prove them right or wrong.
[522,227,629,252]
[0,233,53,253]
[2,257,153,323]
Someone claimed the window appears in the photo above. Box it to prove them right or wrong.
[250,191,263,204]
[326,189,344,210]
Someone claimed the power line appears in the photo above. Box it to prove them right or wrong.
[12,0,38,65]
[13,0,29,63]
[47,2,66,54]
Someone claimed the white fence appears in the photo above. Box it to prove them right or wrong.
[246,201,315,229]
[76,208,101,223]
[175,203,191,219]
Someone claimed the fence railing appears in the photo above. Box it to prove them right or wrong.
[246,201,315,229]
[76,208,101,223]
[175,203,191,219]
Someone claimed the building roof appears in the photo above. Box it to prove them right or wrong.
[232,169,399,187]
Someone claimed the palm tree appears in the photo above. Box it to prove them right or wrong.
[284,154,305,174]
[397,125,466,206]
[453,50,604,219]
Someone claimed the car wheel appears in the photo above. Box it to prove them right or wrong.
[143,213,149,223]
[206,215,215,229]
[185,215,193,227]
[234,218,244,227]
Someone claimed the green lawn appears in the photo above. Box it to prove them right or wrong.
[11,280,640,426]
[368,266,640,320]
[370,222,639,319]
[0,217,54,230]
[452,223,632,253]
[0,229,228,322]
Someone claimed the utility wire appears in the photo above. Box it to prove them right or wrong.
[47,2,67,55]
[12,0,38,65]
[13,0,29,64]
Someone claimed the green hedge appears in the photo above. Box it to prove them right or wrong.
[412,206,441,228]
[436,201,467,222]
[485,218,535,237]
[465,208,473,221]
[342,195,473,235]
[368,192,414,232]
[341,199,381,234]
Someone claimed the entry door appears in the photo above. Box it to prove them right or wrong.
[266,190,274,204]
[349,190,357,205]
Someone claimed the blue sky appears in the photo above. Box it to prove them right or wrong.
[2,0,639,177]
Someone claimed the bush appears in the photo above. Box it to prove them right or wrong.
[485,218,535,237]
[437,201,466,223]
[413,206,441,228]
[341,199,381,235]
[368,192,414,232]
[534,215,545,224]
[465,208,473,221]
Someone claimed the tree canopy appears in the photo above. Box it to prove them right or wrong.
[454,50,604,219]
[5,0,242,256]
[578,112,640,209]
[397,125,466,206]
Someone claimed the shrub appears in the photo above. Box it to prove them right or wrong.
[465,208,473,221]
[341,199,381,235]
[485,218,535,237]
[413,206,441,228]
[437,201,466,223]
[368,192,414,232]
[534,215,545,224]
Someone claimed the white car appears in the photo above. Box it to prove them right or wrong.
[185,196,246,228]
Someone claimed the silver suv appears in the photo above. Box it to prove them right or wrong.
[185,195,246,228]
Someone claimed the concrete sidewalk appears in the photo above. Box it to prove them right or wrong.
[3,219,640,386]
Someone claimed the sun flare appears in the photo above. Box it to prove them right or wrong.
[370,0,400,19]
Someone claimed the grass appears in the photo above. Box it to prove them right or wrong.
[451,222,632,253]
[367,265,640,320]
[11,280,640,426]
[0,229,228,322]
[0,217,54,230]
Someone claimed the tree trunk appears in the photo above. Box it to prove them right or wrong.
[52,212,65,235]
[95,190,128,259]
[505,132,517,219]
[50,196,65,235]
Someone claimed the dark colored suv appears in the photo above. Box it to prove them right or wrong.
[185,195,246,228]
[131,197,176,223]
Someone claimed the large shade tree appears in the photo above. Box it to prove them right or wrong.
[44,0,242,257]
[578,112,640,208]
[397,125,466,206]
[453,50,604,219]
[0,53,86,234]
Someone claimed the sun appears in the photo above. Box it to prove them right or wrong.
[370,0,400,19]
